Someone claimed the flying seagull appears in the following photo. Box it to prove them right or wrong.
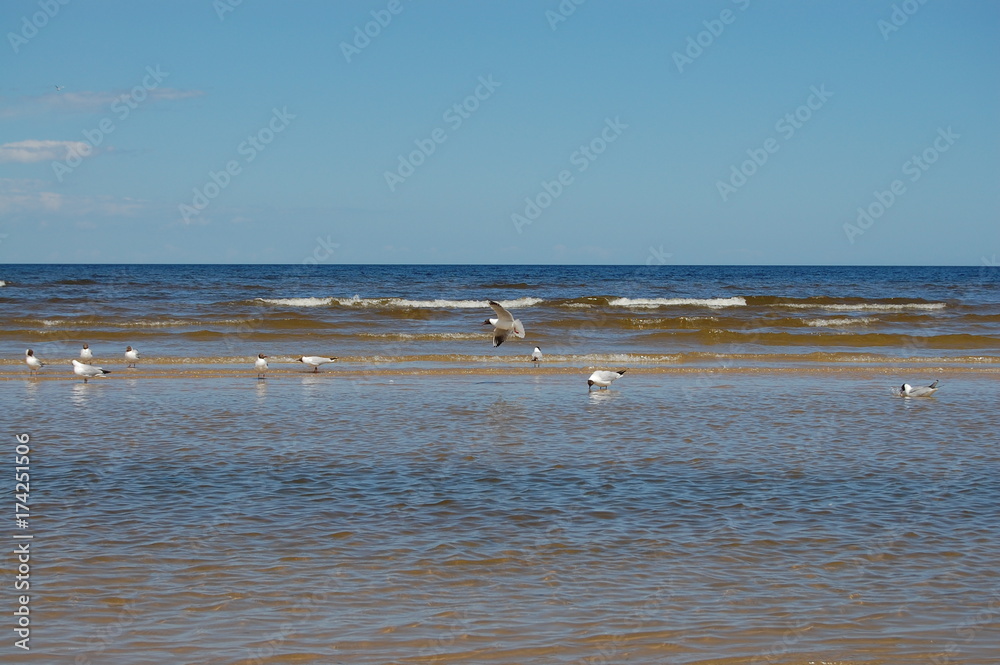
[54,85,64,91]
[484,300,525,348]
[25,349,45,376]
[297,356,337,372]
[588,369,626,391]
[72,359,110,383]
[899,380,939,398]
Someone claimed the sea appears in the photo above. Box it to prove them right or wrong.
[2,264,998,664]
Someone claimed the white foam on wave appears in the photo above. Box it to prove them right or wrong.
[784,303,945,312]
[608,297,747,309]
[360,332,483,340]
[257,295,543,309]
[123,319,192,327]
[256,297,337,307]
[805,317,877,327]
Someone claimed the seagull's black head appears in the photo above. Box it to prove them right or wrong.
[482,318,492,325]
[587,380,594,387]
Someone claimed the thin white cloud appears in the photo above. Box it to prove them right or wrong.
[0,140,91,163]
[0,88,204,117]
[0,178,143,217]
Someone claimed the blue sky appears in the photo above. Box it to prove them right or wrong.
[1,0,997,264]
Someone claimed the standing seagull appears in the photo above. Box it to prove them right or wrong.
[296,356,337,372]
[254,353,269,380]
[484,300,525,348]
[899,380,939,398]
[80,343,93,362]
[531,347,543,363]
[25,349,45,376]
[125,346,140,368]
[588,369,626,391]
[72,359,110,383]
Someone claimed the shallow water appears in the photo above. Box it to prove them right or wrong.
[6,369,999,664]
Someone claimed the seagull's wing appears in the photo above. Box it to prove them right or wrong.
[488,300,514,328]
[512,319,525,338]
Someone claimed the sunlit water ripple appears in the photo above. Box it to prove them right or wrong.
[9,370,999,664]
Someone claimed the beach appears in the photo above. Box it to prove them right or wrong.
[2,265,999,664]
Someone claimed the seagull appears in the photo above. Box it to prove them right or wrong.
[72,359,110,383]
[588,369,626,391]
[125,346,139,368]
[80,343,93,362]
[54,85,64,91]
[25,349,45,376]
[484,300,525,348]
[296,356,337,372]
[899,380,939,398]
[254,353,268,379]
[531,347,542,362]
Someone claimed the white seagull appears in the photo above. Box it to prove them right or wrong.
[296,356,337,372]
[484,300,525,348]
[531,347,543,362]
[25,349,45,376]
[254,353,268,379]
[54,85,64,91]
[899,380,939,398]
[72,359,110,383]
[80,343,93,362]
[125,346,139,368]
[588,369,626,391]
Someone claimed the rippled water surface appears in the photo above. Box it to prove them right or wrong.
[7,369,999,664]
[2,264,998,365]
